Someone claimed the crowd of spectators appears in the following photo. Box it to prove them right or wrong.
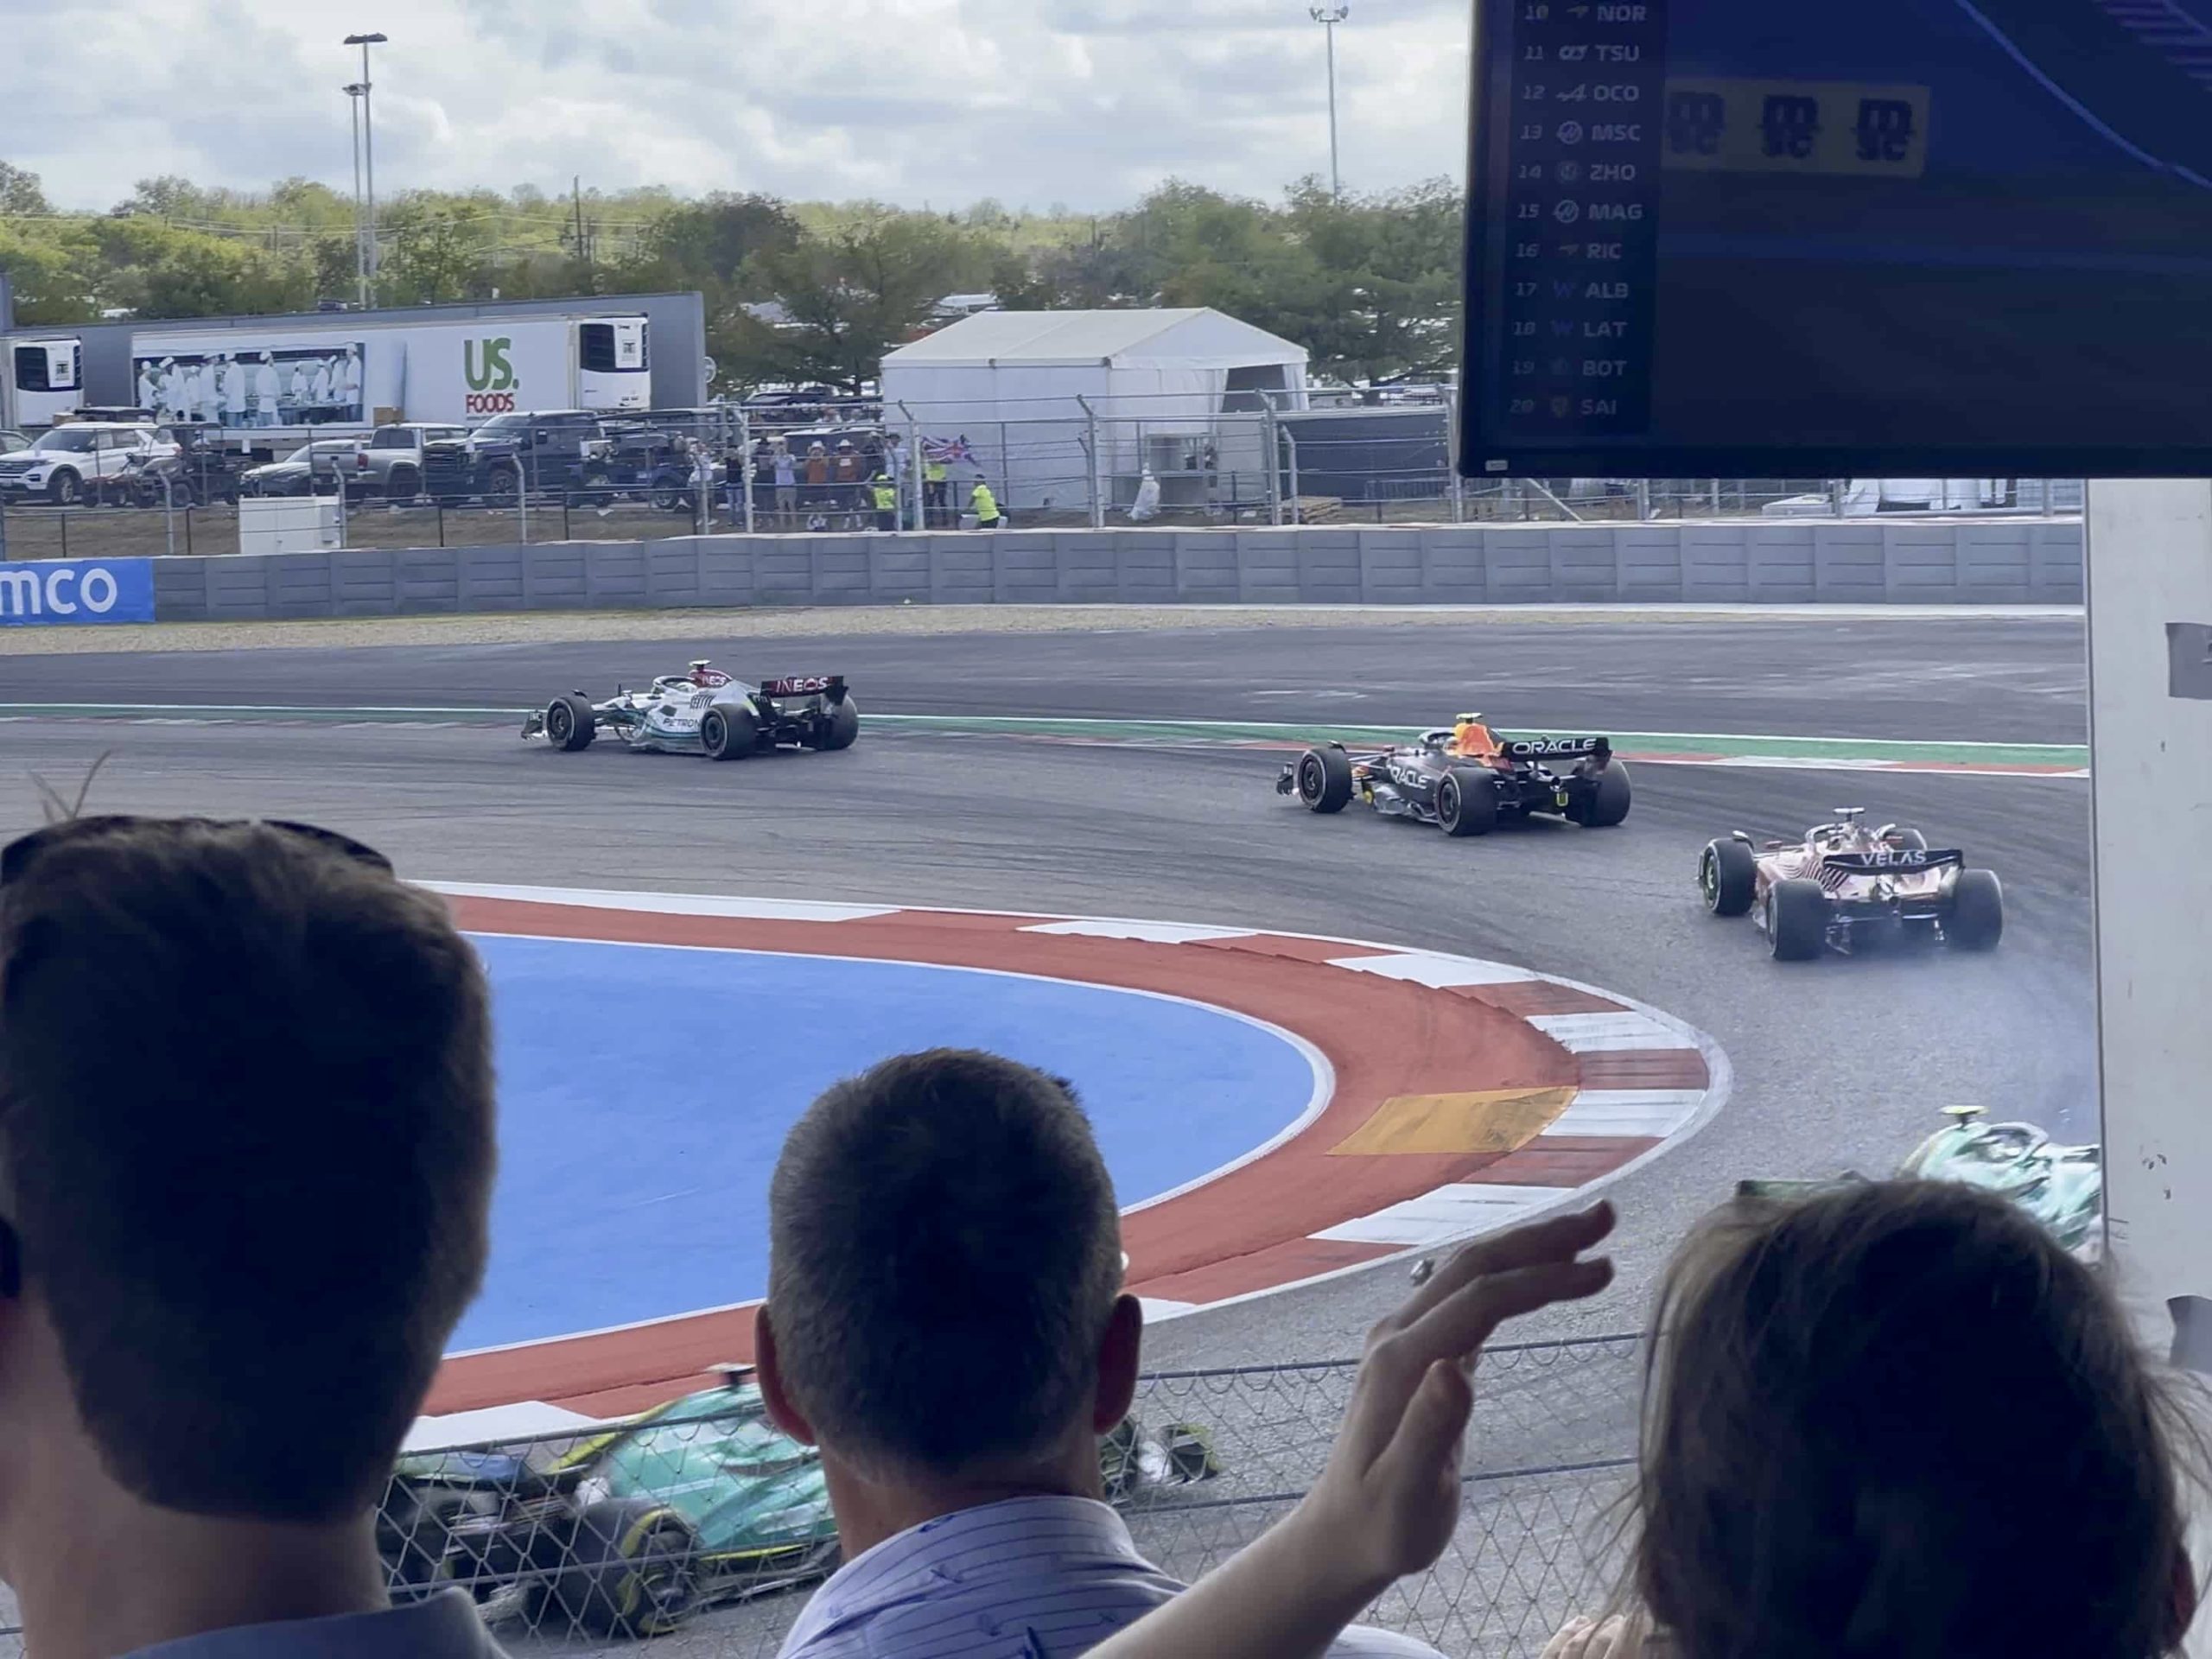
[0,814,2202,1658]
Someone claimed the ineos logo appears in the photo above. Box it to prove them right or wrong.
[0,565,119,619]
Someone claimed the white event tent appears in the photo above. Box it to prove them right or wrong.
[878,308,1310,512]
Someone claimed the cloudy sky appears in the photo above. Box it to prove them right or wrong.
[2,0,1471,213]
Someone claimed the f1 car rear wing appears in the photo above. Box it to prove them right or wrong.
[1820,849,1964,875]
[760,675,848,702]
[1499,734,1611,762]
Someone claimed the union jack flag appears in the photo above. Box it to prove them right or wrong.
[923,435,975,465]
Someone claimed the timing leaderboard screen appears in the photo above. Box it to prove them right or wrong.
[1460,0,2212,477]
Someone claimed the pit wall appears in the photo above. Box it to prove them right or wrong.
[130,518,2084,620]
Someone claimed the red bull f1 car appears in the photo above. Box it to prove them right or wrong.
[523,660,858,762]
[1278,715,1631,837]
[1698,807,2003,961]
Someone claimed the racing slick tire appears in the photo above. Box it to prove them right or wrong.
[1700,838,1758,918]
[1571,760,1633,828]
[544,695,597,753]
[545,1500,701,1639]
[702,702,760,761]
[807,694,861,753]
[1948,868,2005,951]
[1767,877,1827,962]
[1438,768,1498,838]
[1294,747,1354,814]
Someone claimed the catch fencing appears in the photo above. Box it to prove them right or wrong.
[0,1337,1645,1658]
[0,389,2087,569]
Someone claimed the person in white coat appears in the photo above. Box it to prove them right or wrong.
[253,354,283,428]
[217,356,244,428]
[337,348,362,416]
[307,357,334,412]
[136,361,161,416]
[200,358,226,428]
[156,360,186,423]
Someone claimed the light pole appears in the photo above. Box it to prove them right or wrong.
[1310,5,1350,200]
[343,82,367,308]
[344,32,389,304]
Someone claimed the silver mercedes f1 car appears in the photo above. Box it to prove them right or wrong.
[522,661,859,761]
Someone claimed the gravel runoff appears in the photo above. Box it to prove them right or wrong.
[0,601,2062,658]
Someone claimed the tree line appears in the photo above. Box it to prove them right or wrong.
[0,162,1462,394]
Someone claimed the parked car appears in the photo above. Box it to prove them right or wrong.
[241,439,365,497]
[349,423,467,500]
[423,410,613,504]
[0,423,181,505]
[0,429,26,456]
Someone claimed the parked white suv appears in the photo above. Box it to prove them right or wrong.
[0,423,181,505]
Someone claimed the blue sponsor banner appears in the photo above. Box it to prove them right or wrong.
[0,558,156,626]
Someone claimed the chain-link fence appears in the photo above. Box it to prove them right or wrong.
[0,1337,1649,1659]
[0,390,2084,563]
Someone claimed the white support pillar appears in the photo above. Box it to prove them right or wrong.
[2085,479,2212,1657]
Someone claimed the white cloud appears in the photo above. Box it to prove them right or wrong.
[0,0,1470,211]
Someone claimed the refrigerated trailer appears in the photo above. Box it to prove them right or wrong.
[1,294,701,448]
[3,336,86,431]
[121,313,648,449]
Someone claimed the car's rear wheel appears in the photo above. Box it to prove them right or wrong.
[1768,877,1827,961]
[544,694,596,753]
[1294,747,1354,814]
[1438,768,1497,838]
[544,1501,700,1639]
[1948,868,2005,950]
[1700,838,1758,918]
[1573,760,1632,827]
[702,702,760,761]
[807,695,861,752]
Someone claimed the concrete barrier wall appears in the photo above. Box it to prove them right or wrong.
[148,519,2084,621]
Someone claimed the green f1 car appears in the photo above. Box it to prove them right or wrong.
[1740,1105,2102,1262]
[380,1368,1223,1639]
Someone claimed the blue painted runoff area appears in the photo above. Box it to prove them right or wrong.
[454,933,1319,1352]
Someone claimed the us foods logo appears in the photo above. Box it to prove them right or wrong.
[0,564,124,619]
[466,336,518,416]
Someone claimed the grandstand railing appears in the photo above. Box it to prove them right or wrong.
[0,1336,1649,1658]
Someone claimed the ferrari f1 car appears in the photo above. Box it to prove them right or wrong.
[1698,807,2002,960]
[379,1365,1223,1639]
[1277,715,1630,837]
[522,660,858,761]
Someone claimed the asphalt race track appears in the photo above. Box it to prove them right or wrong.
[0,613,2093,1656]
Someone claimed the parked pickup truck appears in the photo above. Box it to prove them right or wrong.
[349,423,467,501]
[423,410,614,504]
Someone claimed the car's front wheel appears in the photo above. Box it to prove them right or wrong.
[543,695,597,753]
[1294,747,1354,814]
[1438,768,1497,838]
[47,469,81,506]
[1700,838,1758,918]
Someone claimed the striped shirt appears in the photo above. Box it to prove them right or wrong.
[125,1591,506,1658]
[775,1495,1444,1659]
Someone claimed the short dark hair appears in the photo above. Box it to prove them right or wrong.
[0,820,494,1522]
[767,1049,1122,1477]
[1636,1181,2197,1659]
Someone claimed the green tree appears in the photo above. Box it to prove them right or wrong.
[0,160,52,217]
[747,208,989,390]
[378,200,496,304]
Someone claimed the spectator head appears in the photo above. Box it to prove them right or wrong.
[0,816,495,1531]
[758,1050,1138,1488]
[1634,1180,2199,1659]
